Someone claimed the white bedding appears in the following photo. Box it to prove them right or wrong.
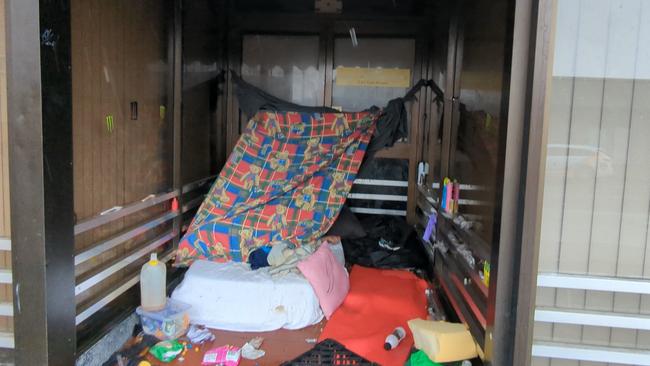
[171,260,324,332]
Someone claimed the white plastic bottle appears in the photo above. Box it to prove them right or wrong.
[384,327,406,350]
[140,253,166,312]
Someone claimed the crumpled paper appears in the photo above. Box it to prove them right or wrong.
[241,337,265,360]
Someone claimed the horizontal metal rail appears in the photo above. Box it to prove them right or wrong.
[74,175,216,236]
[182,195,206,213]
[417,196,435,216]
[0,302,13,317]
[74,191,178,235]
[450,272,487,328]
[537,273,650,295]
[353,179,408,187]
[75,250,175,325]
[458,198,490,206]
[438,214,491,262]
[420,184,487,206]
[74,211,178,266]
[535,307,650,330]
[431,182,487,191]
[74,177,408,235]
[182,175,216,194]
[75,231,175,296]
[349,207,407,216]
[347,193,408,202]
[0,332,13,349]
[417,184,437,205]
[0,240,10,328]
[72,175,411,324]
[532,342,650,365]
[0,269,11,284]
[0,238,10,251]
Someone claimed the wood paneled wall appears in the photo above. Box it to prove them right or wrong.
[71,0,172,308]
[0,0,13,335]
[533,0,650,364]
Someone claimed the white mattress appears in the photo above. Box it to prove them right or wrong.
[171,260,324,332]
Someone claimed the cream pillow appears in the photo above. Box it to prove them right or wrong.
[407,319,478,363]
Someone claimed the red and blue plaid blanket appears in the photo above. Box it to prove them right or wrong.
[175,110,377,266]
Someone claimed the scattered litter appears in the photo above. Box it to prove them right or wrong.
[100,206,122,215]
[241,337,265,360]
[384,326,406,350]
[149,340,184,363]
[456,245,476,269]
[137,361,152,366]
[187,324,216,344]
[406,350,442,366]
[305,338,318,344]
[248,337,263,348]
[202,345,241,366]
[141,194,155,202]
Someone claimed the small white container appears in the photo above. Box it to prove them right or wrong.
[140,253,166,312]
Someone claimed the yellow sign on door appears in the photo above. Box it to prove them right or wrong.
[335,67,411,88]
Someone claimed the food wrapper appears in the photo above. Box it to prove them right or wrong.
[149,340,183,362]
[202,345,241,366]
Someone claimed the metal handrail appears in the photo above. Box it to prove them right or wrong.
[75,231,175,296]
[74,175,217,235]
[74,191,178,235]
[75,211,179,266]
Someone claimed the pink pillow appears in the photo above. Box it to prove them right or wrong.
[298,244,349,319]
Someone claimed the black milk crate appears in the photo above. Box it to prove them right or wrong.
[282,339,378,366]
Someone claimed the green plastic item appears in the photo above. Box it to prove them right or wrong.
[406,350,444,366]
[149,340,183,363]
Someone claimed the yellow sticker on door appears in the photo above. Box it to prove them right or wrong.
[335,67,411,88]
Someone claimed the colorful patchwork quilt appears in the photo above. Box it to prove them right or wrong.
[174,110,377,266]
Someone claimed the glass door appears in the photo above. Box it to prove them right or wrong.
[531,0,650,365]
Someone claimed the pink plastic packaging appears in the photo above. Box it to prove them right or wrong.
[201,345,241,366]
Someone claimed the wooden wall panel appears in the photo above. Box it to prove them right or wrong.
[120,0,171,283]
[71,0,172,308]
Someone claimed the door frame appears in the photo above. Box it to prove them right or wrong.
[490,0,554,364]
[5,0,76,363]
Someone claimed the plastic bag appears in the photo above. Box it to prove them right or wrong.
[202,345,241,366]
[149,340,183,363]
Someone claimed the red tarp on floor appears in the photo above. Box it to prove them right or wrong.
[319,265,429,366]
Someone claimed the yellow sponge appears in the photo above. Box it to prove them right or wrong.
[407,319,478,363]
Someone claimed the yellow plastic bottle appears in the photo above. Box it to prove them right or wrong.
[140,253,166,312]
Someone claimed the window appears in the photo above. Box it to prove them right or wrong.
[332,38,415,111]
[242,35,323,107]
[532,1,650,364]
